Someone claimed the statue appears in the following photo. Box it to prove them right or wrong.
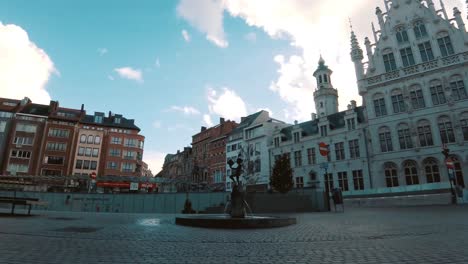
[227,154,247,218]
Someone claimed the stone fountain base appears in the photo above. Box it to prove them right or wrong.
[175,214,296,229]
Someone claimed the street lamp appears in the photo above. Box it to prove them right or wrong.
[442,145,456,204]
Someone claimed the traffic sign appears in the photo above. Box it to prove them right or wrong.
[90,172,97,179]
[445,158,454,169]
[448,168,455,180]
[319,142,329,157]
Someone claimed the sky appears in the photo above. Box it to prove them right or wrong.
[0,0,465,174]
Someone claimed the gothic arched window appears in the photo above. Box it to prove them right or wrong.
[403,160,419,185]
[423,158,440,183]
[409,84,425,109]
[397,123,413,150]
[382,48,397,72]
[373,93,387,117]
[417,119,434,147]
[436,31,454,57]
[391,89,405,113]
[449,75,467,101]
[460,112,468,141]
[438,115,455,143]
[384,162,399,187]
[378,126,393,152]
[429,79,446,105]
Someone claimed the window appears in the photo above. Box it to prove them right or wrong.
[449,77,467,101]
[122,162,134,173]
[90,161,97,170]
[418,42,434,62]
[391,91,406,113]
[373,96,387,117]
[7,163,29,173]
[254,159,261,172]
[0,121,6,132]
[92,148,99,157]
[404,160,419,185]
[46,142,67,151]
[293,132,300,143]
[461,113,468,141]
[255,142,261,155]
[324,173,334,194]
[80,134,86,143]
[417,120,434,147]
[83,160,90,170]
[413,21,428,38]
[379,127,393,152]
[85,147,92,157]
[397,123,413,149]
[109,149,121,157]
[346,118,356,130]
[294,151,302,167]
[94,115,103,123]
[295,177,304,188]
[307,148,316,165]
[452,157,465,187]
[334,142,345,160]
[94,136,101,144]
[124,150,136,160]
[78,147,85,156]
[424,158,440,183]
[438,116,455,143]
[107,161,118,170]
[42,169,61,176]
[115,117,121,124]
[124,138,137,147]
[429,80,446,105]
[45,156,64,165]
[338,172,349,191]
[352,170,364,190]
[15,123,37,133]
[400,47,415,67]
[385,162,399,187]
[274,137,280,147]
[320,125,327,137]
[348,139,360,159]
[396,28,409,43]
[437,35,454,57]
[87,135,94,144]
[410,87,425,109]
[13,137,33,145]
[383,52,397,72]
[10,150,31,159]
[75,160,83,169]
[111,137,122,144]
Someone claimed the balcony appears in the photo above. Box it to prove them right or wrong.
[365,51,468,86]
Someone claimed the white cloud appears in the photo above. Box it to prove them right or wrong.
[169,105,200,115]
[97,48,108,56]
[152,120,162,129]
[181,29,191,42]
[244,32,257,42]
[114,67,143,82]
[177,0,228,48]
[143,150,166,175]
[207,86,247,121]
[155,58,161,68]
[257,107,273,116]
[0,22,57,104]
[203,114,214,126]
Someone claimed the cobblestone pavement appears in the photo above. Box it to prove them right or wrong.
[0,205,467,264]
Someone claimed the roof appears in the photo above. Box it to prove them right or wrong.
[80,114,140,131]
[279,106,365,141]
[19,103,50,116]
[230,110,264,135]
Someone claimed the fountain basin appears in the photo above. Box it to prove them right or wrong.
[175,214,296,229]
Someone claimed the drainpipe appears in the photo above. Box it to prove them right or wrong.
[363,127,373,189]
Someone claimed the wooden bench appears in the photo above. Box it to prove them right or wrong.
[0,196,48,215]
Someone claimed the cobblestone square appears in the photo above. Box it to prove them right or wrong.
[0,206,467,263]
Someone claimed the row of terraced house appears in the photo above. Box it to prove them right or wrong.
[0,97,148,185]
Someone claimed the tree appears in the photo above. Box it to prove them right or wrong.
[270,153,294,193]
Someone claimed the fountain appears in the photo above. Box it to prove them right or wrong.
[175,155,296,229]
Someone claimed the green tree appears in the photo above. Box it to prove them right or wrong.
[270,153,294,193]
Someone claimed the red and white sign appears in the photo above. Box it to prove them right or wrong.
[90,172,97,179]
[319,142,329,157]
[446,158,454,169]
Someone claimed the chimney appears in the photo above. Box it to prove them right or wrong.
[108,111,112,118]
[294,120,298,125]
[351,100,357,109]
[20,97,30,106]
[311,113,317,120]
[81,104,85,111]
[220,117,225,124]
[49,100,58,111]
[201,126,207,132]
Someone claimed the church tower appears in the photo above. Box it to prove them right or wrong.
[313,56,338,117]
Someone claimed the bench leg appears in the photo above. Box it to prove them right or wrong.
[11,203,15,215]
[28,204,32,215]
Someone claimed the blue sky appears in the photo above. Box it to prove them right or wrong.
[0,0,465,173]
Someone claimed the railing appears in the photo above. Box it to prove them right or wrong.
[365,51,468,86]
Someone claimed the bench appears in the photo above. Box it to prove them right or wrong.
[0,196,48,215]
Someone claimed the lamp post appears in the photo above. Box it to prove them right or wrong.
[442,145,456,204]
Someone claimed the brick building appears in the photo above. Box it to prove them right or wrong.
[191,118,237,190]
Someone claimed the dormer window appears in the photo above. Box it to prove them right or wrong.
[395,27,409,44]
[413,21,427,39]
[383,49,397,72]
[323,75,328,83]
[293,132,300,143]
[319,75,323,84]
[437,32,454,57]
[115,117,121,124]
[400,47,415,67]
[274,137,280,147]
[94,115,103,123]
